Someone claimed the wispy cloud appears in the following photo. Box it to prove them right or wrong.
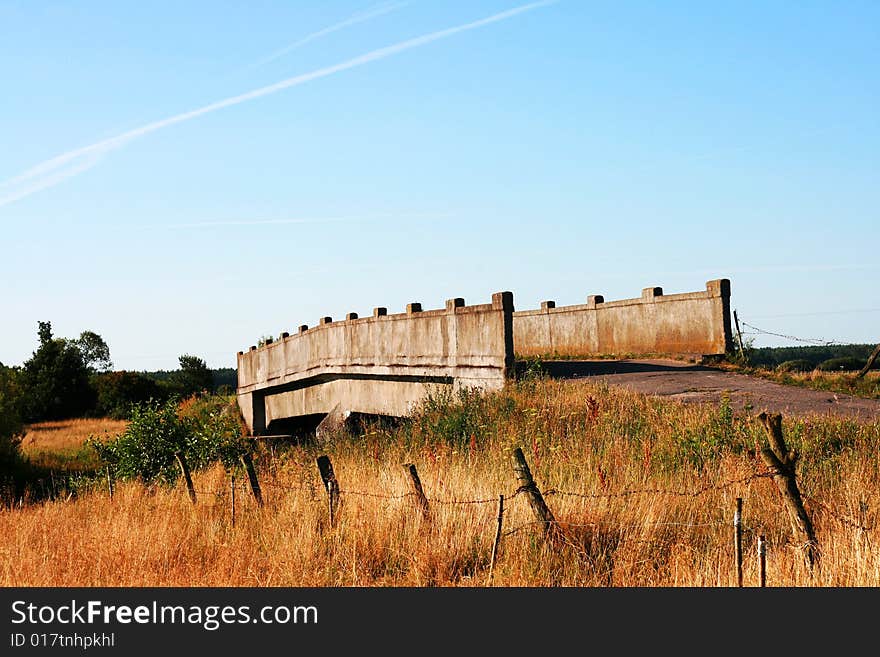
[243,2,407,72]
[0,1,557,211]
[0,148,109,207]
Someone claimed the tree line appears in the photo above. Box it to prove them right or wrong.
[743,344,880,372]
[0,321,238,472]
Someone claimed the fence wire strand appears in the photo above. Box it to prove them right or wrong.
[541,471,774,500]
[50,458,873,553]
[804,495,874,532]
[739,320,842,346]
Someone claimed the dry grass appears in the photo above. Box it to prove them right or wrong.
[722,364,880,400]
[2,380,878,587]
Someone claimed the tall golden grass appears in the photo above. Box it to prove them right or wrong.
[2,379,878,587]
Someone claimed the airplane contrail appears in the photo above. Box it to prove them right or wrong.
[0,0,557,210]
[244,2,407,71]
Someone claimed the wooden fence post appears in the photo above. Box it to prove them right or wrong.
[733,310,746,360]
[403,463,431,522]
[230,470,236,528]
[488,494,505,584]
[317,455,340,527]
[856,343,880,379]
[757,412,819,570]
[734,497,743,587]
[240,452,264,507]
[510,447,557,539]
[758,534,766,587]
[106,465,114,500]
[174,451,197,505]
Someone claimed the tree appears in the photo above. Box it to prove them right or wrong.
[74,330,113,372]
[20,321,95,421]
[171,354,213,398]
[0,364,25,471]
[91,370,166,419]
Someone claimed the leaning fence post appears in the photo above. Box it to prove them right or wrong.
[317,455,340,527]
[174,451,197,505]
[488,494,505,584]
[404,463,431,522]
[510,447,557,539]
[757,412,819,571]
[106,465,114,500]
[734,497,743,587]
[240,452,264,507]
[758,534,766,587]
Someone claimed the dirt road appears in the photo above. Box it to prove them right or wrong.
[541,359,880,422]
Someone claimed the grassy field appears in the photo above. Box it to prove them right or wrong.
[21,418,126,472]
[2,379,878,586]
[20,417,128,472]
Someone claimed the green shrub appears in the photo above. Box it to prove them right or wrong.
[88,395,247,484]
[408,386,494,448]
[669,393,747,470]
[777,359,814,373]
[817,357,864,372]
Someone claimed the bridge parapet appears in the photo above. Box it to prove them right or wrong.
[237,291,514,434]
[512,279,732,358]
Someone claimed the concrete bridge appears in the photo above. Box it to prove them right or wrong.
[236,292,514,435]
[236,280,731,435]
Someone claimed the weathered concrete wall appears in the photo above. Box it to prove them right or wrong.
[513,279,732,358]
[237,292,514,434]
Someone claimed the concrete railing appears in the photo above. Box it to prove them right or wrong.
[236,280,733,434]
[512,279,732,358]
[237,292,514,434]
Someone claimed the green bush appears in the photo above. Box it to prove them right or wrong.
[408,386,494,448]
[817,357,864,372]
[88,395,247,484]
[777,359,814,373]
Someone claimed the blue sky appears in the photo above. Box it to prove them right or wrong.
[1,0,878,371]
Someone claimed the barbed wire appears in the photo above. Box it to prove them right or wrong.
[804,495,874,532]
[503,517,727,538]
[739,321,842,346]
[541,471,774,500]
[258,480,312,493]
[193,489,224,497]
[30,465,875,542]
[430,491,517,505]
[338,489,413,500]
[187,479,518,506]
